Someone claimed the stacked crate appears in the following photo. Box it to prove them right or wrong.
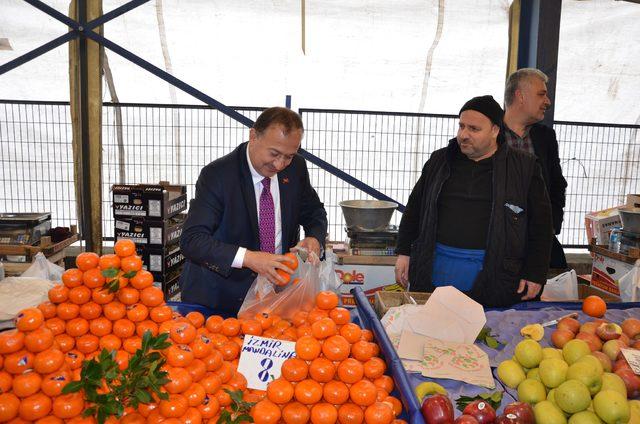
[112,182,187,301]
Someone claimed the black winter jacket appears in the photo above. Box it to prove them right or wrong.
[396,138,553,307]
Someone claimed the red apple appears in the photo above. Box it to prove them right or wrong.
[576,331,603,351]
[622,318,640,339]
[463,400,496,424]
[503,402,535,424]
[495,415,518,424]
[558,317,581,335]
[632,340,640,350]
[422,394,454,424]
[592,350,613,372]
[602,339,625,361]
[551,329,575,348]
[613,357,632,373]
[619,332,631,346]
[455,415,480,424]
[580,320,605,335]
[596,323,623,341]
[615,368,640,398]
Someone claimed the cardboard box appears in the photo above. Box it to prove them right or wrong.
[114,214,185,247]
[628,194,640,208]
[141,244,185,282]
[590,251,635,296]
[585,206,623,244]
[374,291,431,318]
[334,263,403,307]
[154,272,181,302]
[112,183,187,219]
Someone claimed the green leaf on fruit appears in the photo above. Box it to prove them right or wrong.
[476,326,504,349]
[455,391,503,411]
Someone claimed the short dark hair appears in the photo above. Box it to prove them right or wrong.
[504,68,548,107]
[253,107,304,135]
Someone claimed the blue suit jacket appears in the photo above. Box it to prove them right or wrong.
[179,142,328,315]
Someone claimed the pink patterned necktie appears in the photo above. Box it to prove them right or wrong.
[259,177,275,253]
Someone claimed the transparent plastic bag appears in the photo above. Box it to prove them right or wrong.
[238,251,341,321]
[20,252,64,282]
[540,269,579,301]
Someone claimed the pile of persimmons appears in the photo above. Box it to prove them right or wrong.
[0,240,406,424]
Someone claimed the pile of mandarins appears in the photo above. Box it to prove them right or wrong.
[0,240,406,424]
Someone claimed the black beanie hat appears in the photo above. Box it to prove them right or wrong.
[459,95,504,126]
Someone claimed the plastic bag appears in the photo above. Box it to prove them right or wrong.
[238,251,341,321]
[618,259,640,302]
[540,269,579,301]
[0,277,56,320]
[20,252,64,282]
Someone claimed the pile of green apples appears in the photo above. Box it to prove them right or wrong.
[497,336,639,424]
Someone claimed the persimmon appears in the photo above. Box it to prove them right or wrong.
[323,380,350,405]
[38,302,58,319]
[337,358,364,384]
[349,380,377,406]
[282,401,310,424]
[308,357,336,383]
[266,378,294,404]
[338,403,364,424]
[251,399,281,424]
[81,268,105,289]
[75,252,99,271]
[293,379,323,405]
[321,335,350,361]
[315,291,339,310]
[310,403,338,424]
[583,295,607,318]
[114,239,137,258]
[16,307,44,332]
[0,330,25,354]
[120,256,143,273]
[295,336,321,361]
[98,254,121,271]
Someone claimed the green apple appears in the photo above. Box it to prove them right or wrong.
[539,358,569,388]
[567,361,603,396]
[568,411,603,424]
[543,347,564,360]
[498,359,526,389]
[555,379,591,414]
[518,378,547,405]
[593,390,630,424]
[629,400,640,424]
[527,367,542,382]
[601,372,627,398]
[563,339,591,365]
[577,355,604,376]
[534,400,568,424]
[516,339,543,368]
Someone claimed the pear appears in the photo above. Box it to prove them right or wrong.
[567,361,603,396]
[563,339,591,365]
[555,379,591,414]
[539,358,569,389]
[601,372,627,398]
[593,390,630,424]
[518,378,547,405]
[515,339,543,368]
[568,411,603,424]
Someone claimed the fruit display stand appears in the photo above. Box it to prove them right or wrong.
[386,299,640,422]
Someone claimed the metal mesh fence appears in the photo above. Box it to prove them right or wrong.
[0,101,77,229]
[2,100,639,247]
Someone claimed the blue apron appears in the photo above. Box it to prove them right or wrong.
[431,242,486,291]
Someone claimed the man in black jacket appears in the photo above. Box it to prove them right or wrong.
[394,96,553,307]
[503,68,568,269]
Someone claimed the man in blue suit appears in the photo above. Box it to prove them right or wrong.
[179,107,328,315]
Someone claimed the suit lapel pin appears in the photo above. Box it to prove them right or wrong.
[282,177,289,184]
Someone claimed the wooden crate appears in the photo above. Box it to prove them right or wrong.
[374,290,431,318]
[1,225,78,276]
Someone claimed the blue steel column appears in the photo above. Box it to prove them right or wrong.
[517,0,562,126]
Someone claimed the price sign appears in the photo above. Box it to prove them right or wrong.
[621,348,640,375]
[237,335,296,390]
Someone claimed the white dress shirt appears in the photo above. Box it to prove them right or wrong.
[231,144,283,268]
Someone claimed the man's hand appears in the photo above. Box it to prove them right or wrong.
[518,279,542,300]
[293,237,321,265]
[395,255,410,288]
[243,251,294,285]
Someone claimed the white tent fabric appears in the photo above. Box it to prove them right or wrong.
[2,1,639,123]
